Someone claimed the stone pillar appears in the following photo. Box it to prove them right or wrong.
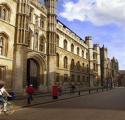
[13,0,30,92]
[94,44,101,86]
[45,0,57,90]
[85,36,94,87]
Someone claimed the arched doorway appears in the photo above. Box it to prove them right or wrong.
[27,58,40,89]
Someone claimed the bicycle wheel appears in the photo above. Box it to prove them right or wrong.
[5,102,14,115]
[0,104,3,114]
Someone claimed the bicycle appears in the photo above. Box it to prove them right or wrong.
[0,96,14,115]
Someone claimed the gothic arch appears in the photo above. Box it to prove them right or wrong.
[27,52,47,88]
[0,3,11,21]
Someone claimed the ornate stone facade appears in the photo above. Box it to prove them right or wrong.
[0,0,118,92]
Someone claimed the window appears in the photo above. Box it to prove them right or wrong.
[82,76,85,82]
[40,16,44,28]
[0,33,8,56]
[71,44,74,53]
[0,37,3,55]
[56,73,60,82]
[29,7,34,22]
[77,47,79,55]
[86,64,89,72]
[0,66,6,81]
[77,75,80,82]
[86,77,89,82]
[64,74,68,82]
[93,53,97,59]
[56,53,59,67]
[76,61,81,71]
[56,35,59,47]
[86,52,89,59]
[35,15,39,26]
[82,63,84,71]
[64,56,68,68]
[34,32,38,50]
[39,36,45,52]
[82,50,84,58]
[0,4,11,22]
[28,29,33,48]
[2,8,6,20]
[0,6,1,18]
[71,74,75,82]
[93,63,96,71]
[64,40,67,50]
[70,59,75,70]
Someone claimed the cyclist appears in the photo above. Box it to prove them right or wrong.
[0,81,11,112]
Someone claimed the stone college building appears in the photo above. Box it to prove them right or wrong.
[0,0,119,92]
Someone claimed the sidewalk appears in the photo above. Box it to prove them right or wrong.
[13,88,108,110]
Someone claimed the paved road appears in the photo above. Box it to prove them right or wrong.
[1,88,125,120]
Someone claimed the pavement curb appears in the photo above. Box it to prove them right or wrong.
[15,89,113,109]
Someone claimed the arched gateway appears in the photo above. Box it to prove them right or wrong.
[26,53,46,90]
[27,58,40,89]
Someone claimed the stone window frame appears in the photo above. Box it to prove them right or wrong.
[0,3,11,22]
[63,39,68,50]
[56,34,59,47]
[82,63,85,72]
[70,59,75,70]
[40,15,45,29]
[64,74,68,82]
[77,75,80,82]
[56,73,60,83]
[77,47,79,55]
[64,56,68,69]
[82,50,84,58]
[29,6,34,23]
[71,74,75,82]
[56,53,59,67]
[39,35,46,53]
[71,43,74,53]
[0,66,6,81]
[76,61,81,71]
[0,33,8,57]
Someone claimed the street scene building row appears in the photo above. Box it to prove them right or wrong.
[0,0,119,92]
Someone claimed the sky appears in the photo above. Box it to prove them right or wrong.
[40,0,125,70]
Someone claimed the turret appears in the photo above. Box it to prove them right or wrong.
[85,36,94,87]
[85,36,93,49]
[45,0,57,55]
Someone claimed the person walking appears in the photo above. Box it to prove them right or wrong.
[0,81,11,112]
[26,84,34,104]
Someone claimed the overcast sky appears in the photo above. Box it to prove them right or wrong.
[41,0,125,70]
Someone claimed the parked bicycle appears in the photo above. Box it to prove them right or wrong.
[0,96,14,115]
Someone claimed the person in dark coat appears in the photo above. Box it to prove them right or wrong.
[26,84,34,104]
